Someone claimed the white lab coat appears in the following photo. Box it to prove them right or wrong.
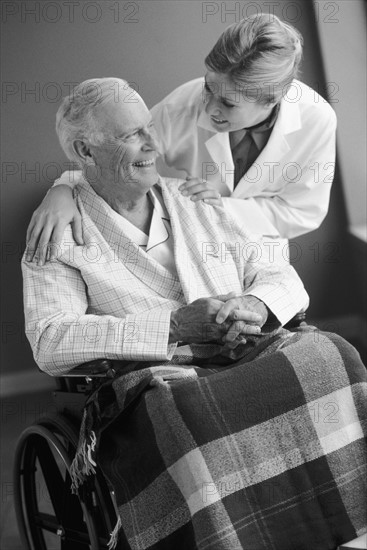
[151,78,337,239]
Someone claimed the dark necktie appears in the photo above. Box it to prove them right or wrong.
[231,103,280,188]
[232,131,259,187]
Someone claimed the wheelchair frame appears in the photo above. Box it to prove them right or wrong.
[13,360,125,550]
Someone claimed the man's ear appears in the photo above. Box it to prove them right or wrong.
[73,140,93,162]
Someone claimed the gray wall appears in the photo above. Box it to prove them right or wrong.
[0,0,358,376]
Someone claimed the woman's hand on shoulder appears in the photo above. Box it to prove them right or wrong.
[179,176,223,206]
[26,185,83,265]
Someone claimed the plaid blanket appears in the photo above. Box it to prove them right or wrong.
[71,328,367,550]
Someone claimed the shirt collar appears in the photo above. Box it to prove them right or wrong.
[99,186,169,250]
[245,103,280,133]
[230,103,280,150]
[146,187,170,252]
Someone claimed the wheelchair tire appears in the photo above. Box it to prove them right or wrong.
[13,413,118,550]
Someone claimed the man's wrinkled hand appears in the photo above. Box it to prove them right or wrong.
[169,297,233,344]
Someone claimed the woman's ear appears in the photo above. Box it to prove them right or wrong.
[73,140,93,162]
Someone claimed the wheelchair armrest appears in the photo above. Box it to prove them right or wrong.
[284,311,307,330]
[60,359,116,378]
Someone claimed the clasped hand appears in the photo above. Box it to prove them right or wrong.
[169,293,268,348]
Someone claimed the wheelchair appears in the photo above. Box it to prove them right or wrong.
[13,359,130,550]
[14,313,309,550]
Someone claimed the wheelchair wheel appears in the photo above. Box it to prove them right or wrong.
[13,413,118,550]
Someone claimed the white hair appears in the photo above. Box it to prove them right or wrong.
[56,77,131,164]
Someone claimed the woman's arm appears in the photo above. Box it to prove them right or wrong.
[25,166,223,267]
[26,171,83,265]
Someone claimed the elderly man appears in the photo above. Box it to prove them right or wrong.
[22,79,366,550]
[23,77,307,375]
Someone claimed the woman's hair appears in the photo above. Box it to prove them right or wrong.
[205,13,303,105]
[56,77,129,163]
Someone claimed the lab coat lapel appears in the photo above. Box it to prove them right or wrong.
[205,133,235,193]
[77,182,183,301]
[198,109,235,194]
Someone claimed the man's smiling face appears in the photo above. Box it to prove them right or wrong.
[88,89,160,196]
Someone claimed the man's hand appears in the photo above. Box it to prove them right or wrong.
[26,185,83,265]
[170,298,224,344]
[169,297,262,345]
[215,293,268,345]
[179,176,223,206]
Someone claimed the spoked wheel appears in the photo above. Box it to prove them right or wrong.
[13,414,118,550]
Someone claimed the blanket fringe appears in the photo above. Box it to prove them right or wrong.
[108,515,122,550]
[70,429,97,493]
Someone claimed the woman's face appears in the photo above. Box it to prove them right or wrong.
[203,70,275,132]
